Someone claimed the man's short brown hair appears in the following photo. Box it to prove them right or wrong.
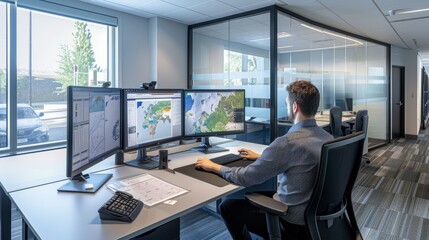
[286,80,320,117]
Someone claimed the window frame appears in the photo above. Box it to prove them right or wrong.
[1,0,118,155]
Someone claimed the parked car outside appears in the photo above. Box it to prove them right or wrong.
[0,104,50,147]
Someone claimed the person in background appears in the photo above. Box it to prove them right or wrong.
[195,80,334,240]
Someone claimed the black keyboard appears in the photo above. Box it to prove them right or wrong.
[210,153,243,165]
[98,191,143,222]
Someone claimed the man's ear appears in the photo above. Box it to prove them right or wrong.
[293,101,298,113]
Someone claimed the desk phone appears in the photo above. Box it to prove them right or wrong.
[98,191,143,222]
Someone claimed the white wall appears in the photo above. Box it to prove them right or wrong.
[151,17,188,89]
[49,0,151,88]
[391,46,420,137]
[119,14,150,88]
[149,17,158,84]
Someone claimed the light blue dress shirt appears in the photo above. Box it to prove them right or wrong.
[220,119,333,225]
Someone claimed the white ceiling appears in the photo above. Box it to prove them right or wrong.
[78,0,429,68]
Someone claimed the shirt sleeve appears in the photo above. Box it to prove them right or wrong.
[220,166,232,179]
[219,138,288,187]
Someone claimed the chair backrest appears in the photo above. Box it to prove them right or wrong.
[305,132,365,240]
[355,110,368,134]
[335,99,348,111]
[329,106,343,138]
[345,98,353,112]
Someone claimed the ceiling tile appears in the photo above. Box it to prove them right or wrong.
[188,1,237,17]
[162,0,211,8]
[209,7,242,19]
[137,0,184,15]
[218,0,272,9]
[79,0,157,18]
[240,1,277,11]
[392,18,429,47]
[167,8,208,24]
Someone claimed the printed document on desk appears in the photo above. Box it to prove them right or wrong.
[108,173,188,207]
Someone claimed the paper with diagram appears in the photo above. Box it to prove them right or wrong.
[108,173,188,207]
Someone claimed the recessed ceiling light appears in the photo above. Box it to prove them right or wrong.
[250,32,291,42]
[279,43,361,54]
[388,8,429,16]
[278,32,291,38]
[301,24,363,45]
[278,45,293,49]
[398,8,429,15]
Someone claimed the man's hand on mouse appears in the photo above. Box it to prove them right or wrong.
[195,158,222,174]
[237,148,260,160]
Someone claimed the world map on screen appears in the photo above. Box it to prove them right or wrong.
[136,100,172,141]
[184,91,244,135]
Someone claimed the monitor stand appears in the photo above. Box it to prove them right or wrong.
[57,173,112,193]
[125,148,159,169]
[192,137,228,154]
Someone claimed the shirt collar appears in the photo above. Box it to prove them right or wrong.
[288,119,317,133]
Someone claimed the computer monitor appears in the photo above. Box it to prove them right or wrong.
[183,89,245,153]
[123,89,183,169]
[58,86,122,193]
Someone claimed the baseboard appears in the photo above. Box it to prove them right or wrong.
[405,134,418,140]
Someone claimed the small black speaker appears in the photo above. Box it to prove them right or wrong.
[115,151,124,165]
[159,150,168,169]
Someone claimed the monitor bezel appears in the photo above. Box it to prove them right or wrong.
[66,86,123,178]
[122,88,184,153]
[182,89,246,138]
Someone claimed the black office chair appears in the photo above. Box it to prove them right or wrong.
[329,106,349,138]
[354,110,369,163]
[245,132,365,240]
[354,110,368,134]
[335,99,348,111]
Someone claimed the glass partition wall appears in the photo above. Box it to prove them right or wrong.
[191,11,272,144]
[189,6,390,147]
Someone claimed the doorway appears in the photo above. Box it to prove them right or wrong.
[392,66,405,139]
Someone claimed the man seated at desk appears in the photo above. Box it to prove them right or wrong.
[195,80,333,239]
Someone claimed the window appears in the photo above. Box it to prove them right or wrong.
[16,8,113,147]
[0,2,7,148]
[1,0,117,153]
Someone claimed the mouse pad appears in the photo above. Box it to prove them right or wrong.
[174,159,253,187]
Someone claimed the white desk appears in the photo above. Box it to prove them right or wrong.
[8,140,269,240]
[0,148,121,240]
[313,115,356,128]
[0,137,233,239]
[249,116,355,128]
[0,148,121,193]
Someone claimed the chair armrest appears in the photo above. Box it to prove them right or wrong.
[245,193,288,216]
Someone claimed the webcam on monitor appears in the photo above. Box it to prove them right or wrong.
[102,81,111,88]
[140,81,157,90]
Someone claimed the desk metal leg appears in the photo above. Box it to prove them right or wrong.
[21,218,37,240]
[262,125,267,145]
[0,186,11,240]
[22,219,28,240]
